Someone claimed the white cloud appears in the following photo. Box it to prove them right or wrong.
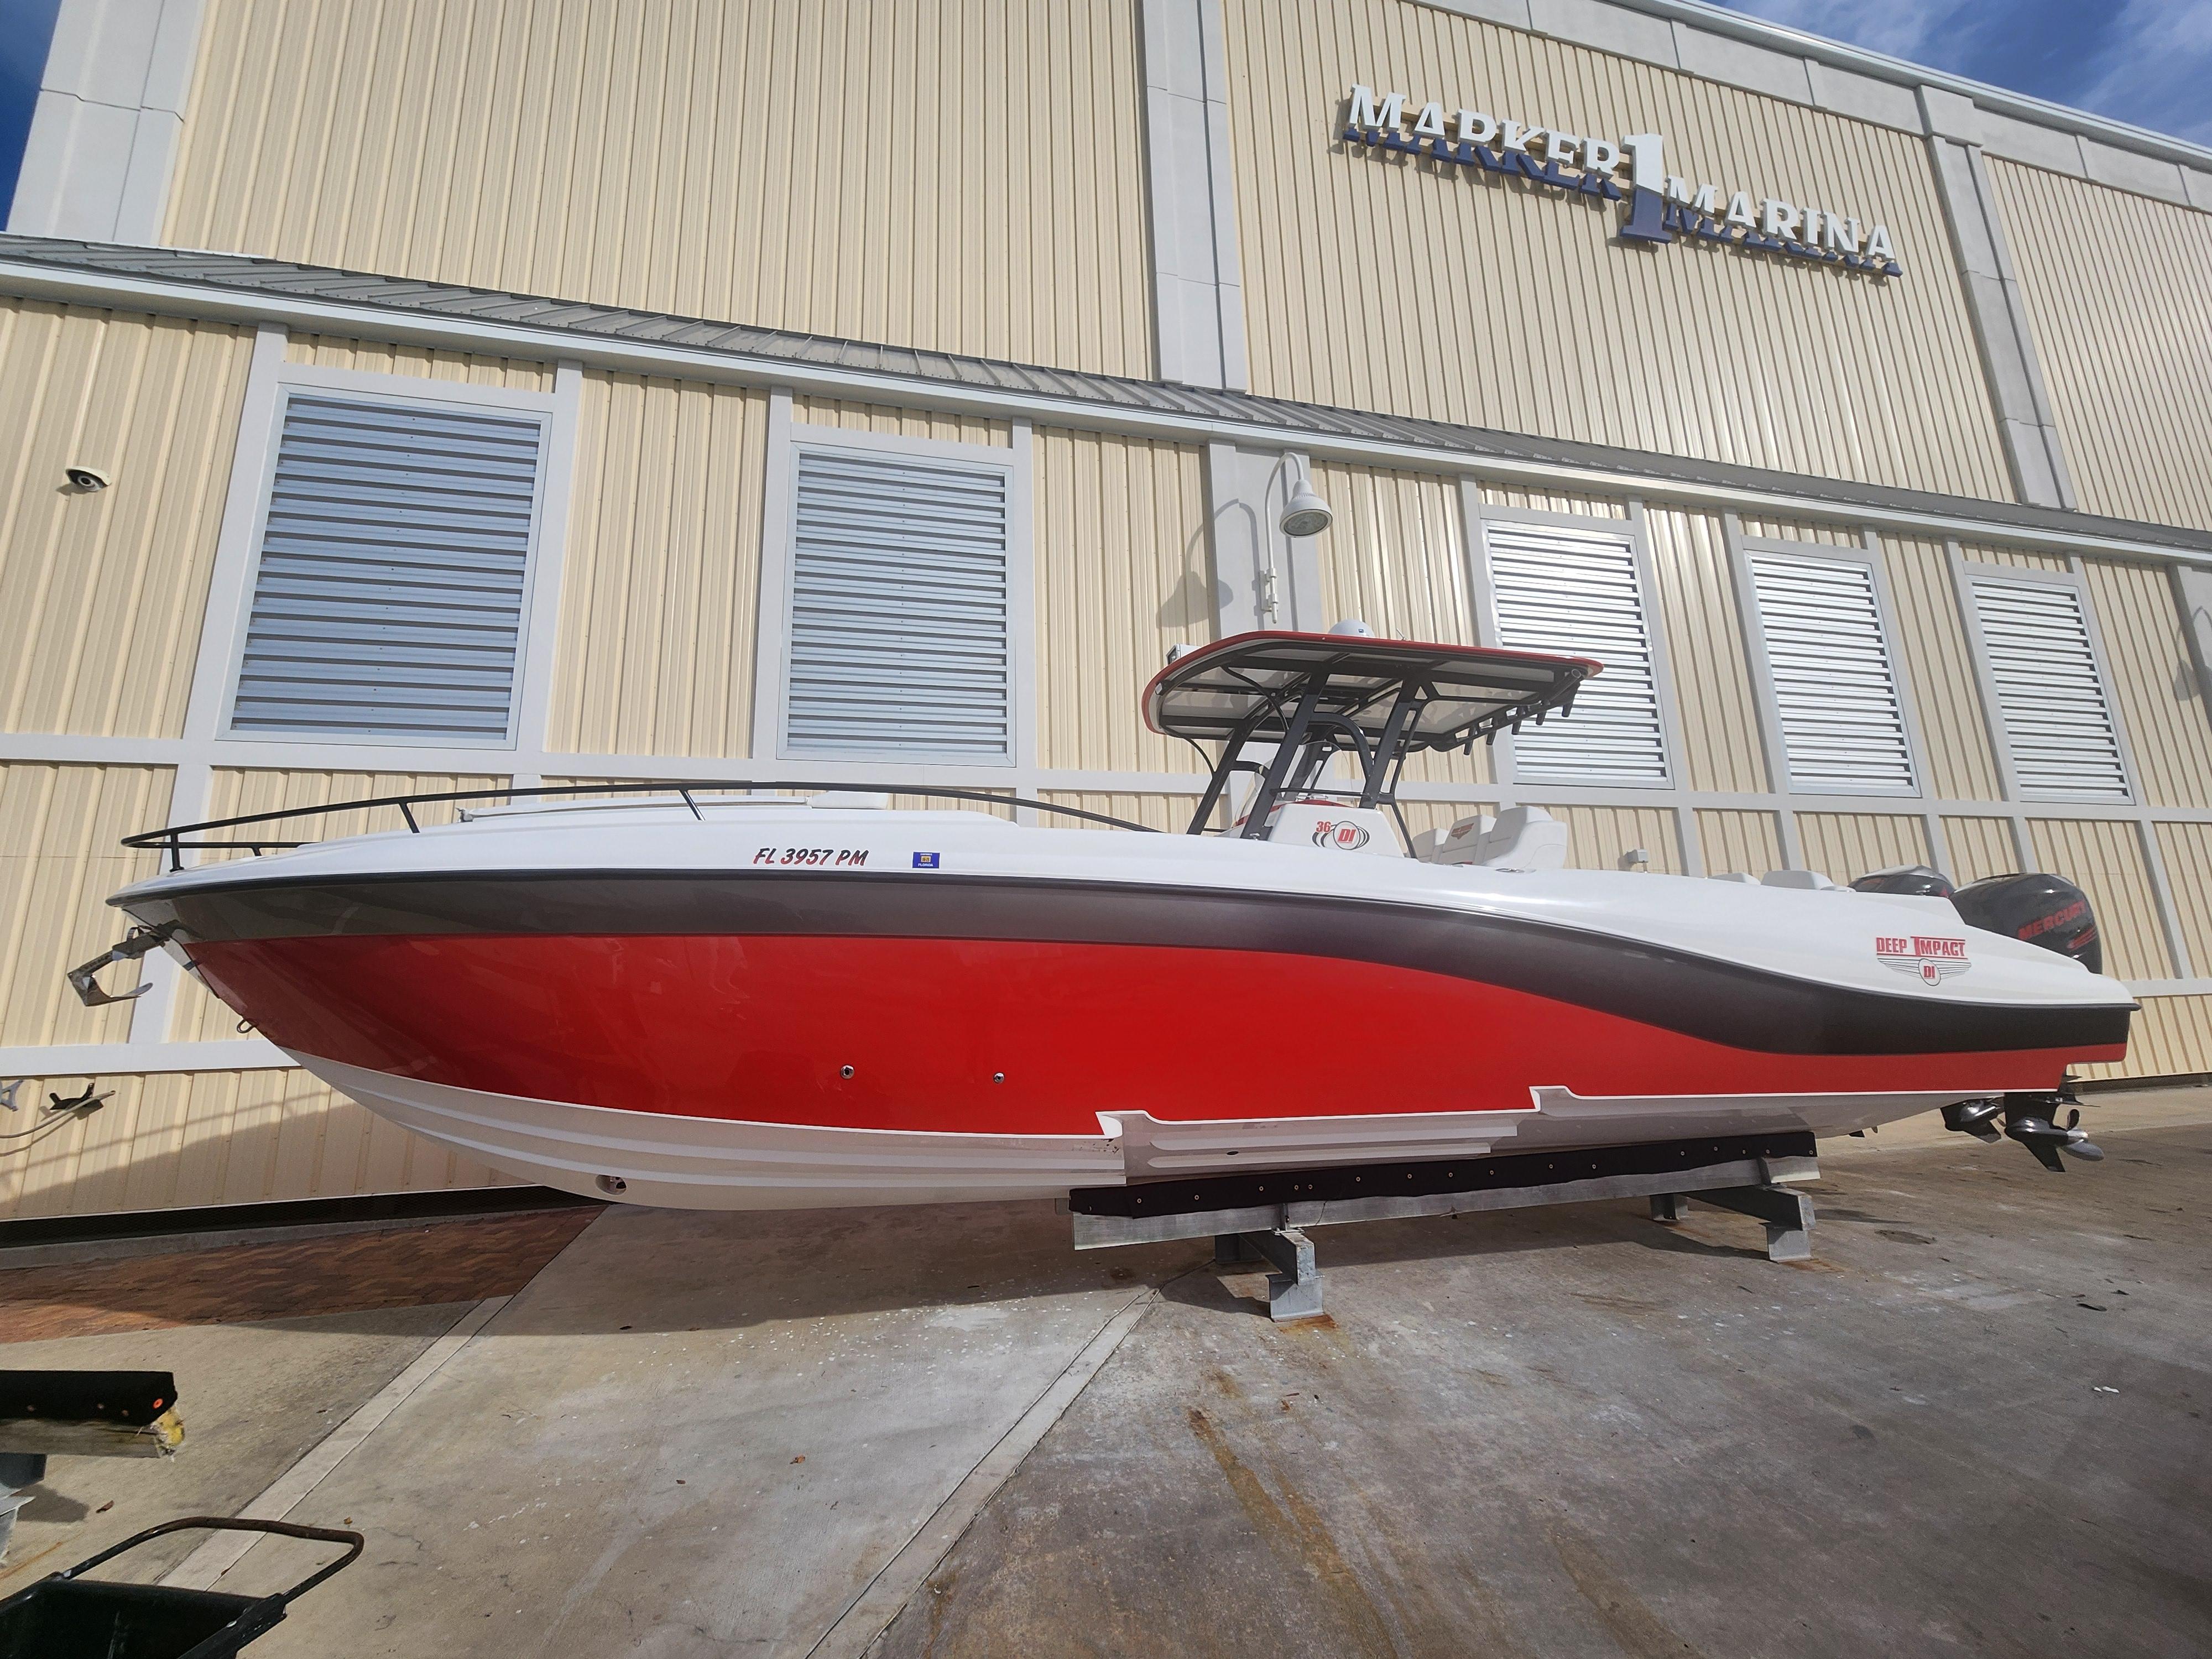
[1710,0,1994,69]
[2077,0,2212,145]
[1719,0,2212,149]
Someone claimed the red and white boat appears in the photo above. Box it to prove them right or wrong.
[86,631,2132,1209]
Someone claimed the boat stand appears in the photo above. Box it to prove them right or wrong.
[1070,1132,1819,1322]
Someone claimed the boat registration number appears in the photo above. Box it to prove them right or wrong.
[753,846,870,867]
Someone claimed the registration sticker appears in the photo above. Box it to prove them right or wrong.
[913,851,941,869]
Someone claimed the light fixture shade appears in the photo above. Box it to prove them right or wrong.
[1279,479,1332,538]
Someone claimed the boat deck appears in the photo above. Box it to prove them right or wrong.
[4,1089,2208,1656]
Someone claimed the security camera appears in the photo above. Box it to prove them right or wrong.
[65,465,112,492]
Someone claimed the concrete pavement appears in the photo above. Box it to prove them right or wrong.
[7,1087,2209,1655]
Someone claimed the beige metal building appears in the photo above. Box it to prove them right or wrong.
[4,0,2212,1227]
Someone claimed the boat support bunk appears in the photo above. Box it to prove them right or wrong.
[1065,1132,1820,1321]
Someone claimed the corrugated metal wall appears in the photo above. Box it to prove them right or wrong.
[1481,487,1626,521]
[0,302,253,738]
[287,334,554,392]
[1532,804,1684,874]
[1037,792,1198,833]
[1738,517,1859,547]
[1941,816,2019,884]
[794,399,1011,449]
[1317,462,1493,788]
[0,764,173,1048]
[168,769,509,1042]
[1034,428,1213,774]
[0,1068,514,1223]
[1643,507,1767,794]
[2077,994,2212,1083]
[547,373,770,759]
[2156,822,2212,972]
[2028,818,2170,981]
[1220,0,2013,499]
[1964,543,2068,573]
[168,0,1155,378]
[1985,159,2212,533]
[1794,812,1929,884]
[2081,560,2212,808]
[1881,534,2006,802]
[1695,809,1785,875]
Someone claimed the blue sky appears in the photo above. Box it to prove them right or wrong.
[0,1,2206,226]
[1714,0,2212,146]
[1,0,61,221]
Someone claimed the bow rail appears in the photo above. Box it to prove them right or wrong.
[122,779,1159,872]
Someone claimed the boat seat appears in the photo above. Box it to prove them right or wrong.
[1417,807,1569,870]
[1413,815,1494,864]
[1474,806,1570,870]
[1760,869,1839,890]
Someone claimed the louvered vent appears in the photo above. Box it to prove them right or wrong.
[1971,576,2130,801]
[785,447,1012,759]
[231,393,542,739]
[1748,553,1916,793]
[1485,523,1668,784]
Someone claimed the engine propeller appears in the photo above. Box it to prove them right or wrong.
[1940,1097,2005,1142]
[2000,1092,2104,1172]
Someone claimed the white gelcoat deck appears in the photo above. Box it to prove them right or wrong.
[124,797,2130,1011]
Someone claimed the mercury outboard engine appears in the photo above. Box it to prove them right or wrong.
[1932,870,2107,1170]
[1850,864,1955,899]
[1949,872,2102,975]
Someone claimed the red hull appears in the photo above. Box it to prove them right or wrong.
[190,933,2120,1133]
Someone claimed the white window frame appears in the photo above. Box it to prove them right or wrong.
[750,393,1036,772]
[1956,557,2137,807]
[1466,499,1681,792]
[1733,534,1928,800]
[202,357,565,753]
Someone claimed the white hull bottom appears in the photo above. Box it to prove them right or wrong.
[296,1052,1966,1212]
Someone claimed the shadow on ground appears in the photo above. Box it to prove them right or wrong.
[874,1123,2212,1659]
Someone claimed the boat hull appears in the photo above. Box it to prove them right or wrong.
[114,809,2136,1209]
[187,927,2116,1139]
[291,1050,1998,1212]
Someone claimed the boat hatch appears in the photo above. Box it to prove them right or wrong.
[1140,630,1600,838]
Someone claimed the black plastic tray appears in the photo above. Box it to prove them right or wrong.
[0,1515,363,1658]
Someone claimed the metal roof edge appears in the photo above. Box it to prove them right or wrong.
[4,235,2209,566]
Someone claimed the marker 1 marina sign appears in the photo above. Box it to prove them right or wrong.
[1343,84,1904,280]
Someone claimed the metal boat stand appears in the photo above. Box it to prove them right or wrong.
[1068,1132,1820,1322]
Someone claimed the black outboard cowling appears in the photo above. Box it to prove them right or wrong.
[1851,864,1956,899]
[1950,873,2102,975]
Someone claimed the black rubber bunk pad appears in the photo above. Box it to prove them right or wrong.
[1067,1131,1818,1220]
[0,1371,178,1425]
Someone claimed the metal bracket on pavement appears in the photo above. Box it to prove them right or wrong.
[1650,1183,1814,1261]
[1069,1135,1824,1311]
[1215,1228,1324,1321]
